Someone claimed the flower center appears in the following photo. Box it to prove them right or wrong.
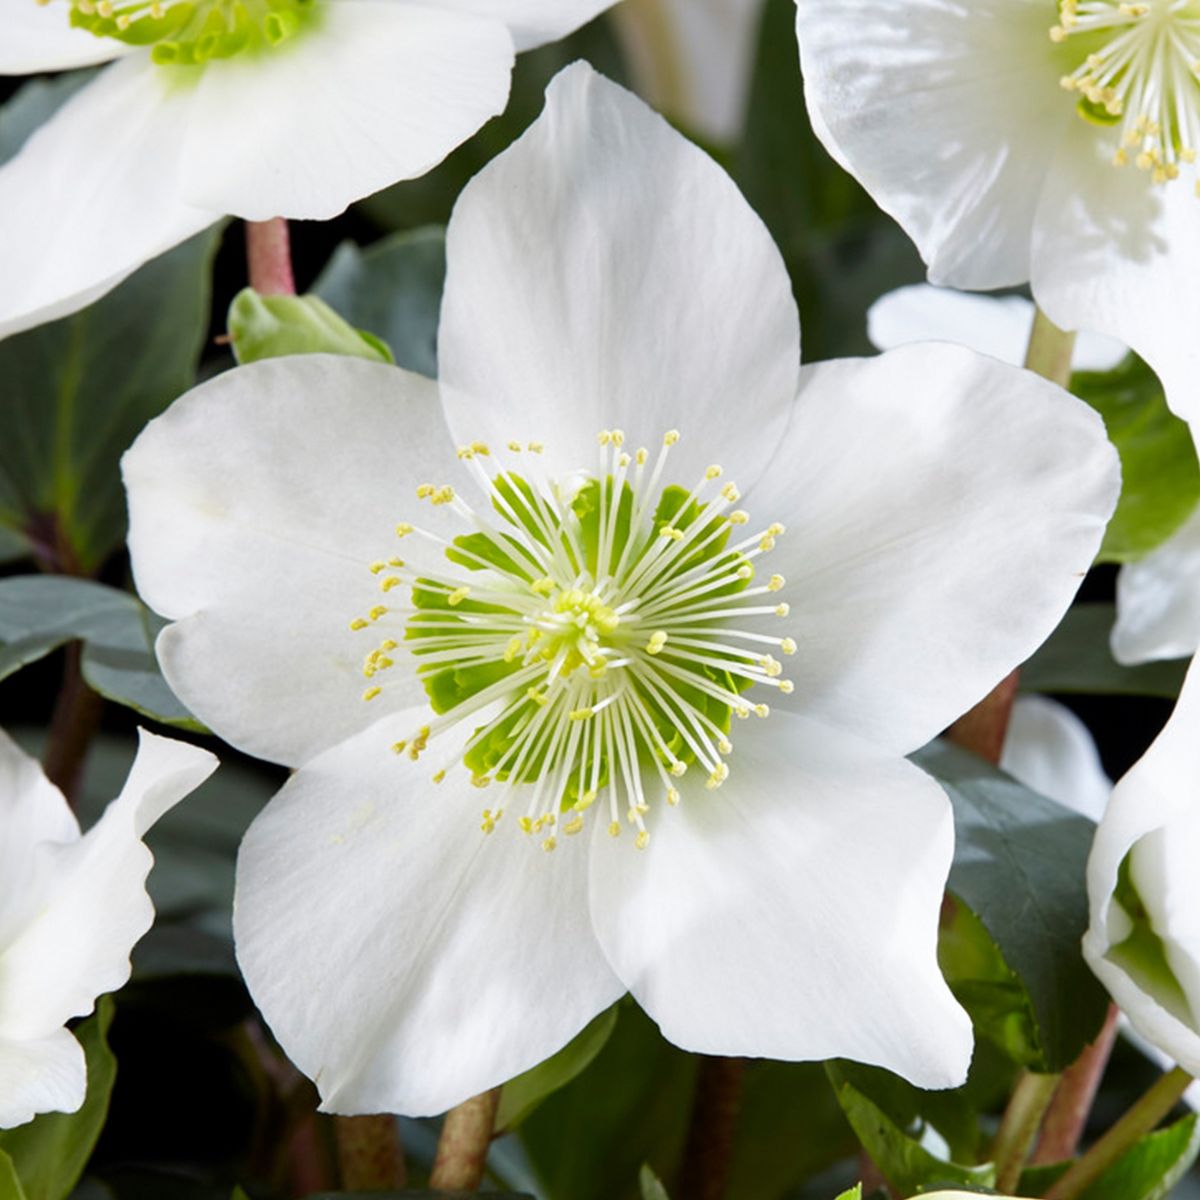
[349,431,795,852]
[1052,0,1200,188]
[54,0,320,65]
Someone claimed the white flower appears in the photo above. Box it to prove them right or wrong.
[796,0,1200,426]
[0,728,216,1128]
[610,0,765,143]
[123,63,1119,1116]
[1085,652,1200,1075]
[0,0,614,340]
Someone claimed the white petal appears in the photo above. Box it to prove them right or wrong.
[234,707,624,1117]
[1112,505,1200,665]
[1032,136,1200,427]
[437,61,800,486]
[431,0,617,51]
[0,1030,85,1130]
[867,284,1127,372]
[611,0,765,143]
[0,0,133,72]
[796,0,1069,288]
[124,356,471,768]
[0,58,217,341]
[588,710,972,1088]
[178,3,514,221]
[0,730,216,1042]
[749,343,1118,754]
[1001,695,1111,822]
[1084,654,1200,1073]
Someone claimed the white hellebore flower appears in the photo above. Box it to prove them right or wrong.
[610,0,765,143]
[1085,654,1200,1075]
[0,0,616,340]
[796,0,1200,427]
[0,728,216,1129]
[123,63,1119,1116]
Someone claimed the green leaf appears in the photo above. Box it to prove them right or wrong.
[0,1151,27,1200]
[834,1187,863,1200]
[313,227,447,378]
[1020,603,1187,697]
[826,1068,996,1195]
[0,576,199,729]
[0,73,96,168]
[1079,1112,1200,1200]
[915,739,1111,1072]
[639,1165,671,1200]
[1072,356,1200,564]
[0,228,220,572]
[227,289,393,366]
[496,1005,619,1132]
[0,999,116,1200]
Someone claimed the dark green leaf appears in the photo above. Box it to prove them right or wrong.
[1079,1113,1200,1200]
[834,1187,863,1200]
[1020,604,1187,697]
[496,1005,619,1133]
[0,228,220,571]
[0,575,199,729]
[0,1000,116,1200]
[227,289,393,366]
[0,73,96,168]
[313,227,447,378]
[639,1165,670,1200]
[1072,356,1200,564]
[304,1194,533,1199]
[915,739,1110,1071]
[0,1151,27,1200]
[826,1068,995,1195]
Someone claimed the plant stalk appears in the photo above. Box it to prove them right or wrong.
[1024,306,1078,389]
[245,217,296,296]
[992,1071,1061,1192]
[334,1114,406,1190]
[428,1088,500,1191]
[677,1056,746,1200]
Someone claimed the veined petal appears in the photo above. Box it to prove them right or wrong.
[431,0,617,51]
[0,57,217,341]
[0,0,133,72]
[124,356,471,768]
[749,343,1118,755]
[438,61,800,487]
[588,710,972,1088]
[0,1030,85,1130]
[867,284,1127,372]
[1033,136,1200,429]
[796,0,1069,288]
[234,707,625,1117]
[1085,654,1200,1073]
[1002,695,1111,823]
[0,730,215,1042]
[179,3,514,221]
[1112,506,1200,665]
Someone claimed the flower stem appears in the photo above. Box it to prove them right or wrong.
[677,1056,746,1200]
[947,668,1019,765]
[992,1070,1061,1192]
[1033,1004,1121,1164]
[428,1088,500,1191]
[245,218,296,296]
[1023,306,1078,390]
[334,1114,406,1190]
[42,641,104,804]
[1042,1067,1194,1200]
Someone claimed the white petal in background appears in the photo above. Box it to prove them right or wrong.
[0,0,133,72]
[611,0,766,144]
[234,708,625,1117]
[748,344,1118,756]
[438,62,800,487]
[0,729,216,1128]
[1085,655,1200,1076]
[588,711,973,1088]
[434,0,619,50]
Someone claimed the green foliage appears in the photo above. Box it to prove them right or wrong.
[227,289,393,366]
[314,227,447,378]
[915,739,1111,1072]
[496,1006,619,1133]
[1020,603,1188,696]
[834,1188,863,1200]
[1073,356,1200,564]
[0,74,95,168]
[0,1152,26,1200]
[0,228,219,572]
[638,1165,671,1200]
[1078,1113,1200,1200]
[0,1000,116,1200]
[0,576,198,729]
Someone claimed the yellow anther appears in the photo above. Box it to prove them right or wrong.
[542,836,558,852]
[706,464,723,479]
[734,705,750,720]
[767,574,785,591]
[416,484,435,498]
[481,812,497,834]
[736,564,753,580]
[395,523,414,537]
[636,448,648,465]
[780,637,797,655]
[447,587,470,607]
[759,536,776,552]
[409,727,430,759]
[391,741,407,754]
[376,657,394,670]
[608,821,621,837]
[706,763,729,789]
[754,703,770,718]
[456,446,475,460]
[349,618,369,631]
[1049,23,1067,41]
[504,636,524,663]
[618,452,631,468]
[369,561,387,574]
[721,483,741,502]
[432,486,455,505]
[612,429,625,446]
[508,440,522,452]
[635,830,650,850]
[729,510,749,525]
[646,631,668,655]
[380,639,398,651]
[564,815,585,835]
[470,775,491,789]
[767,523,785,537]
[569,707,595,722]
[531,577,556,596]
[528,442,544,453]
[718,737,733,754]
[663,430,680,446]
[574,790,598,812]
[774,603,790,617]
[362,687,382,702]
[471,441,490,456]
[369,606,388,621]
[380,576,402,592]
[761,655,782,678]
[588,662,609,679]
[433,770,446,784]
[779,680,795,695]
[668,761,686,778]
[666,788,680,806]
[598,430,612,445]
[519,816,534,834]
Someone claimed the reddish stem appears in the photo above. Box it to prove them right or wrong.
[429,1089,500,1191]
[947,669,1020,766]
[245,217,296,296]
[677,1056,746,1200]
[334,1114,407,1191]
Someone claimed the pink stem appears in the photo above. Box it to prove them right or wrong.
[245,217,296,296]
